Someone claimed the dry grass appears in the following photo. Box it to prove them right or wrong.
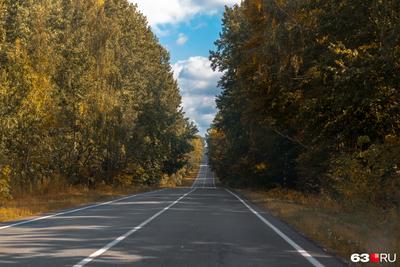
[0,162,203,223]
[0,184,158,223]
[0,163,202,223]
[239,188,400,266]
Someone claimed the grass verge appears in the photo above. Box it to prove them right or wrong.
[238,188,400,266]
[0,185,158,223]
[0,163,202,223]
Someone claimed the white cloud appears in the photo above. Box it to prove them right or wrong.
[127,1,237,134]
[173,56,223,135]
[176,33,188,45]
[173,56,221,92]
[129,0,241,28]
[182,95,217,135]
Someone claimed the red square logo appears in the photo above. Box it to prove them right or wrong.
[370,253,380,263]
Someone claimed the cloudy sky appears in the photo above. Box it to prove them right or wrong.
[129,0,241,136]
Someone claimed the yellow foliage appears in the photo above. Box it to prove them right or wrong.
[113,174,133,187]
[358,43,378,52]
[255,162,268,171]
[316,35,328,45]
[78,102,87,116]
[255,0,262,12]
[330,43,358,57]
[97,0,105,7]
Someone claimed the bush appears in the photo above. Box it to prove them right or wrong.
[327,139,400,208]
[0,166,12,201]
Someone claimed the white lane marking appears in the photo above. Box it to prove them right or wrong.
[225,189,325,267]
[73,188,196,267]
[179,186,216,189]
[191,161,216,189]
[0,189,166,230]
[191,167,198,188]
[191,164,204,188]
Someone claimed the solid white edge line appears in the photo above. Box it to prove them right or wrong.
[225,188,325,267]
[191,165,199,188]
[191,162,203,188]
[73,188,196,267]
[0,188,166,230]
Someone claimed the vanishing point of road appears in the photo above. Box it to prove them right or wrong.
[0,154,346,267]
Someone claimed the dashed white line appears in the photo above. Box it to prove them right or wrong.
[225,189,324,267]
[0,189,166,231]
[191,162,216,189]
[73,188,196,267]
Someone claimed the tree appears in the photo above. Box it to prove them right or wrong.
[0,0,198,195]
[208,0,400,207]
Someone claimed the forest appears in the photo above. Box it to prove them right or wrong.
[0,0,200,200]
[208,0,400,208]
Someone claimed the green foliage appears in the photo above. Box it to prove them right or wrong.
[0,0,197,195]
[208,0,400,208]
[328,137,400,207]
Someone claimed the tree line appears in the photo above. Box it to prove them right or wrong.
[208,0,400,208]
[0,0,199,199]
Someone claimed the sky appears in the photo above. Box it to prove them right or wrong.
[128,0,241,136]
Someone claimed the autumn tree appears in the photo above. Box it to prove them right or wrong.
[208,0,400,207]
[0,0,198,196]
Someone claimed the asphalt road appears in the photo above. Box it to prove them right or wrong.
[0,155,346,267]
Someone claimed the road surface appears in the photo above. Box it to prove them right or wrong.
[0,155,346,267]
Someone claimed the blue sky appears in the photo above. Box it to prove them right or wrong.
[157,15,223,62]
[129,0,241,135]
